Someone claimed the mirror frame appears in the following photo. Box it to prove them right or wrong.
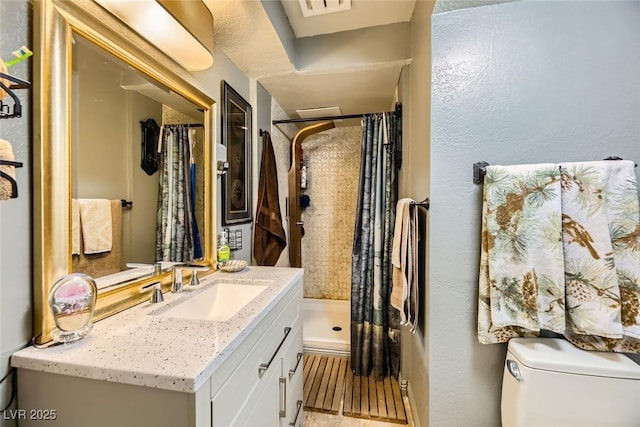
[34,0,215,343]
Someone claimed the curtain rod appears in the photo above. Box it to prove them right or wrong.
[272,111,394,125]
[163,123,204,128]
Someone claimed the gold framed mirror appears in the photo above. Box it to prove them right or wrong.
[34,0,215,343]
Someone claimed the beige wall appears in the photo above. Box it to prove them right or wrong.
[300,126,361,300]
[125,94,162,265]
[400,1,433,427]
[74,42,164,268]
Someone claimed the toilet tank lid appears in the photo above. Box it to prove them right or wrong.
[507,338,640,379]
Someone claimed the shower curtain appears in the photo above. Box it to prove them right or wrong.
[156,125,199,262]
[351,112,401,379]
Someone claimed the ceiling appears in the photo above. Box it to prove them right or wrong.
[203,0,418,123]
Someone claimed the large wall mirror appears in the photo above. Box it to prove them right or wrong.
[34,0,215,343]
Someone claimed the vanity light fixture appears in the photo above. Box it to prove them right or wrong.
[94,0,214,71]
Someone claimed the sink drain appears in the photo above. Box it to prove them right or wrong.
[332,326,342,331]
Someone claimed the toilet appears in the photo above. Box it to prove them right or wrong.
[501,338,640,427]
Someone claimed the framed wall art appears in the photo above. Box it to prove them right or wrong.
[221,80,252,225]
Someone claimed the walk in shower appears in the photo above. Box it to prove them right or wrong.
[271,106,362,355]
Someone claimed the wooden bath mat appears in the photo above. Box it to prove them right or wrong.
[343,368,407,424]
[303,353,408,424]
[303,353,348,414]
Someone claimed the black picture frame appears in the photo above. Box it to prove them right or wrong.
[221,81,252,225]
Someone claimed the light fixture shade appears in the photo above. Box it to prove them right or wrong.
[94,0,214,71]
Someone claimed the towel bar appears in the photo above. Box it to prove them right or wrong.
[473,157,636,184]
[410,197,430,210]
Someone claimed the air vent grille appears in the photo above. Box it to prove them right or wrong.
[298,0,352,17]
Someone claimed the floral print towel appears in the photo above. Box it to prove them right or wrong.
[561,161,640,353]
[478,164,565,344]
[478,160,640,353]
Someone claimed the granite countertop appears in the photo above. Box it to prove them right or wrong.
[11,266,303,393]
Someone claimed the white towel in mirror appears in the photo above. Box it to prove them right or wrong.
[78,198,112,254]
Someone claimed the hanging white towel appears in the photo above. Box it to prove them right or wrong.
[71,198,80,255]
[560,160,640,352]
[560,161,624,338]
[391,198,419,332]
[478,164,565,344]
[78,199,112,254]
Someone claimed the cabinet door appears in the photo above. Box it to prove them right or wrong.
[235,360,280,427]
[279,325,304,427]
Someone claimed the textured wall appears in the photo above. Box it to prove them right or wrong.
[429,2,640,426]
[210,48,253,262]
[0,1,32,425]
[300,126,361,300]
[399,1,432,426]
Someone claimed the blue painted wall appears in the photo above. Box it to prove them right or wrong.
[429,2,640,425]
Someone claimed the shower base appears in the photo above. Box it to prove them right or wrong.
[303,298,350,356]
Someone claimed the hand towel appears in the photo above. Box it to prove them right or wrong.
[71,199,80,255]
[78,198,113,254]
[559,161,624,338]
[72,200,122,278]
[391,199,412,324]
[562,160,640,353]
[253,131,287,266]
[407,203,419,332]
[0,138,16,200]
[391,198,419,331]
[478,164,565,344]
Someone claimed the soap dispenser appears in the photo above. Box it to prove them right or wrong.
[217,232,231,266]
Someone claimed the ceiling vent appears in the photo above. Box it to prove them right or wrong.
[298,0,352,17]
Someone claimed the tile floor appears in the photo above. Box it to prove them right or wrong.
[304,396,414,426]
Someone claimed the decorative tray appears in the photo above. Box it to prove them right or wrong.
[218,259,248,273]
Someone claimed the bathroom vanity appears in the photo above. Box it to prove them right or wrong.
[12,267,304,427]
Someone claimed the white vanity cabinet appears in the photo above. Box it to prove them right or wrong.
[14,270,304,427]
[209,285,304,426]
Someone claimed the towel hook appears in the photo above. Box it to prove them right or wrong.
[0,159,24,198]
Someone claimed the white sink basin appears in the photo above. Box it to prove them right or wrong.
[159,283,268,322]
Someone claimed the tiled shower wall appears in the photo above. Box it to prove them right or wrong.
[270,100,362,300]
[299,127,362,300]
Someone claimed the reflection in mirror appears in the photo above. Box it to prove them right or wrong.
[70,34,205,290]
[34,0,214,343]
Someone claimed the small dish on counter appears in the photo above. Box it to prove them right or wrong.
[218,259,248,272]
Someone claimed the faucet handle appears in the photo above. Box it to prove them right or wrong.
[189,269,201,286]
[142,282,164,303]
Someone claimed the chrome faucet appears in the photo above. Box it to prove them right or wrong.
[171,266,185,293]
[171,264,209,293]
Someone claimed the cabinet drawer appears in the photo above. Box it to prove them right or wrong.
[211,286,302,426]
[279,324,304,427]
